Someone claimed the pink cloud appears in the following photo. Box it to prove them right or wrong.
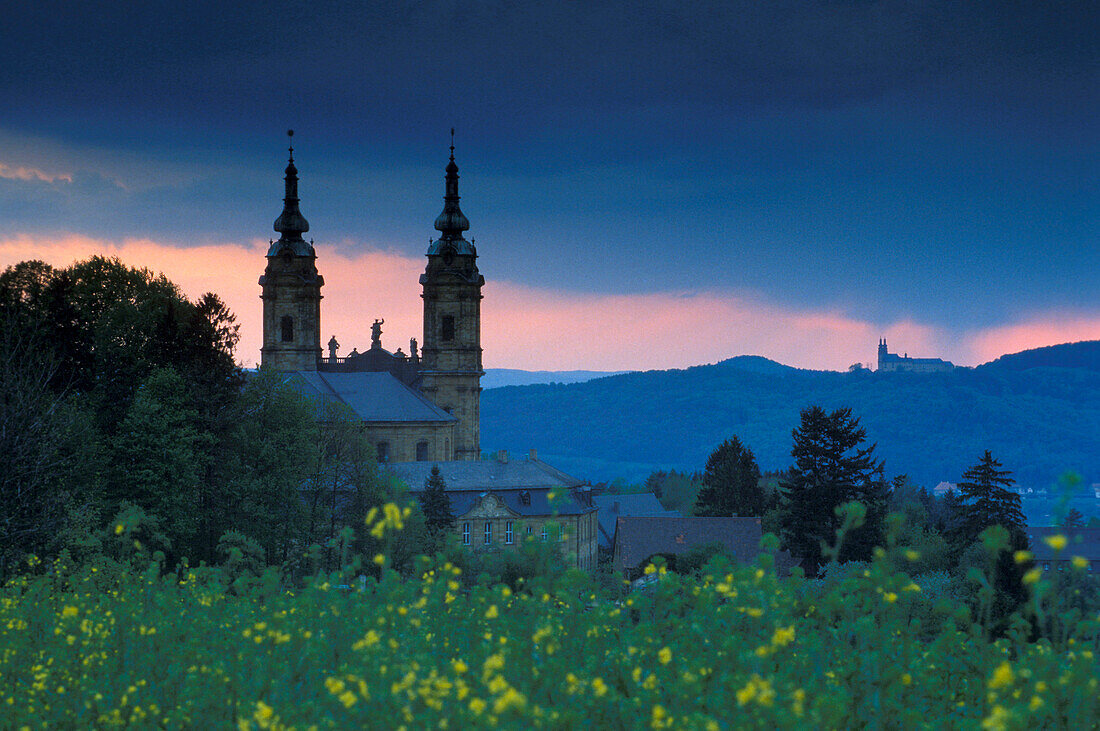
[0,234,1097,372]
[0,162,73,183]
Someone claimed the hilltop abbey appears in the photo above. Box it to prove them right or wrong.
[259,133,483,463]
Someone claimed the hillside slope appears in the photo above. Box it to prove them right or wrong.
[978,340,1100,372]
[482,351,1100,488]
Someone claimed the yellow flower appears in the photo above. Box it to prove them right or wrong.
[644,564,657,575]
[339,690,356,708]
[658,647,672,665]
[883,592,898,603]
[1029,695,1044,711]
[1044,534,1068,552]
[114,524,125,535]
[485,605,499,619]
[1013,550,1033,564]
[592,678,608,697]
[736,683,756,706]
[901,673,912,686]
[771,625,795,647]
[981,704,1010,731]
[651,704,669,728]
[468,698,487,715]
[61,606,78,618]
[1072,556,1089,570]
[254,701,274,723]
[452,660,468,674]
[1022,568,1042,585]
[904,549,920,561]
[373,554,386,566]
[988,661,1014,690]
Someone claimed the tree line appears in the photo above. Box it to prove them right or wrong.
[0,257,426,581]
[638,405,1086,627]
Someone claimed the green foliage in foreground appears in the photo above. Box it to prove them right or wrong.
[3,540,1099,729]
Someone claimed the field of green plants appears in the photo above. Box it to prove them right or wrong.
[2,506,1098,730]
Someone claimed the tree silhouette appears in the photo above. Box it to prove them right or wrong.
[953,451,1025,543]
[420,465,454,537]
[779,405,883,575]
[695,436,764,517]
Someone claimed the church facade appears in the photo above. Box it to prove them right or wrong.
[258,134,598,570]
[259,134,483,462]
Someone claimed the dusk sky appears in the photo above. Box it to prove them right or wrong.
[2,1,1097,371]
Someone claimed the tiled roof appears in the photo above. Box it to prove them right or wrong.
[613,516,763,572]
[387,459,583,492]
[391,459,593,517]
[1026,527,1100,562]
[289,371,455,423]
[592,493,680,549]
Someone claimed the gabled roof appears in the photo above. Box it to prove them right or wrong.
[391,459,593,517]
[592,493,680,549]
[613,516,763,573]
[447,489,594,518]
[387,458,583,492]
[1026,527,1100,562]
[290,371,455,423]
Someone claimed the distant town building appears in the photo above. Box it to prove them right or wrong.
[933,481,956,497]
[877,339,955,373]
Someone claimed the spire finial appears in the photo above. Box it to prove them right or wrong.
[287,129,294,162]
[273,131,310,246]
[435,131,469,238]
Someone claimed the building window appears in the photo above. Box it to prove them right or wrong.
[280,315,294,342]
[416,441,429,461]
[376,442,389,463]
[462,522,470,546]
[442,315,455,342]
[541,525,547,542]
[526,525,533,537]
[505,522,513,545]
[484,521,492,545]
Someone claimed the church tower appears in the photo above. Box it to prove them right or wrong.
[259,132,323,371]
[420,136,484,461]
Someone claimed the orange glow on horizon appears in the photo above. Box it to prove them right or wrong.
[1,234,1097,372]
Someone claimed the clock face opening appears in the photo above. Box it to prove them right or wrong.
[443,248,456,266]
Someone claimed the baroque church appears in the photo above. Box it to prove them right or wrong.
[259,134,483,463]
[257,133,599,571]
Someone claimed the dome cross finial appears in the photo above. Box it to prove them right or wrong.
[287,129,294,162]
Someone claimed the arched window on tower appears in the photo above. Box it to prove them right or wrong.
[441,315,455,342]
[281,315,294,342]
[416,441,429,461]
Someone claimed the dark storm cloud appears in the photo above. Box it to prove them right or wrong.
[4,1,1095,147]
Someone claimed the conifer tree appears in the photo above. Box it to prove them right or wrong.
[420,465,454,537]
[779,405,884,575]
[953,450,1026,542]
[695,436,764,517]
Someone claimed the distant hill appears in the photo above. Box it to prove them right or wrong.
[978,340,1100,372]
[482,368,630,389]
[482,347,1100,491]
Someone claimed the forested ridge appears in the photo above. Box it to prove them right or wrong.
[482,347,1100,488]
